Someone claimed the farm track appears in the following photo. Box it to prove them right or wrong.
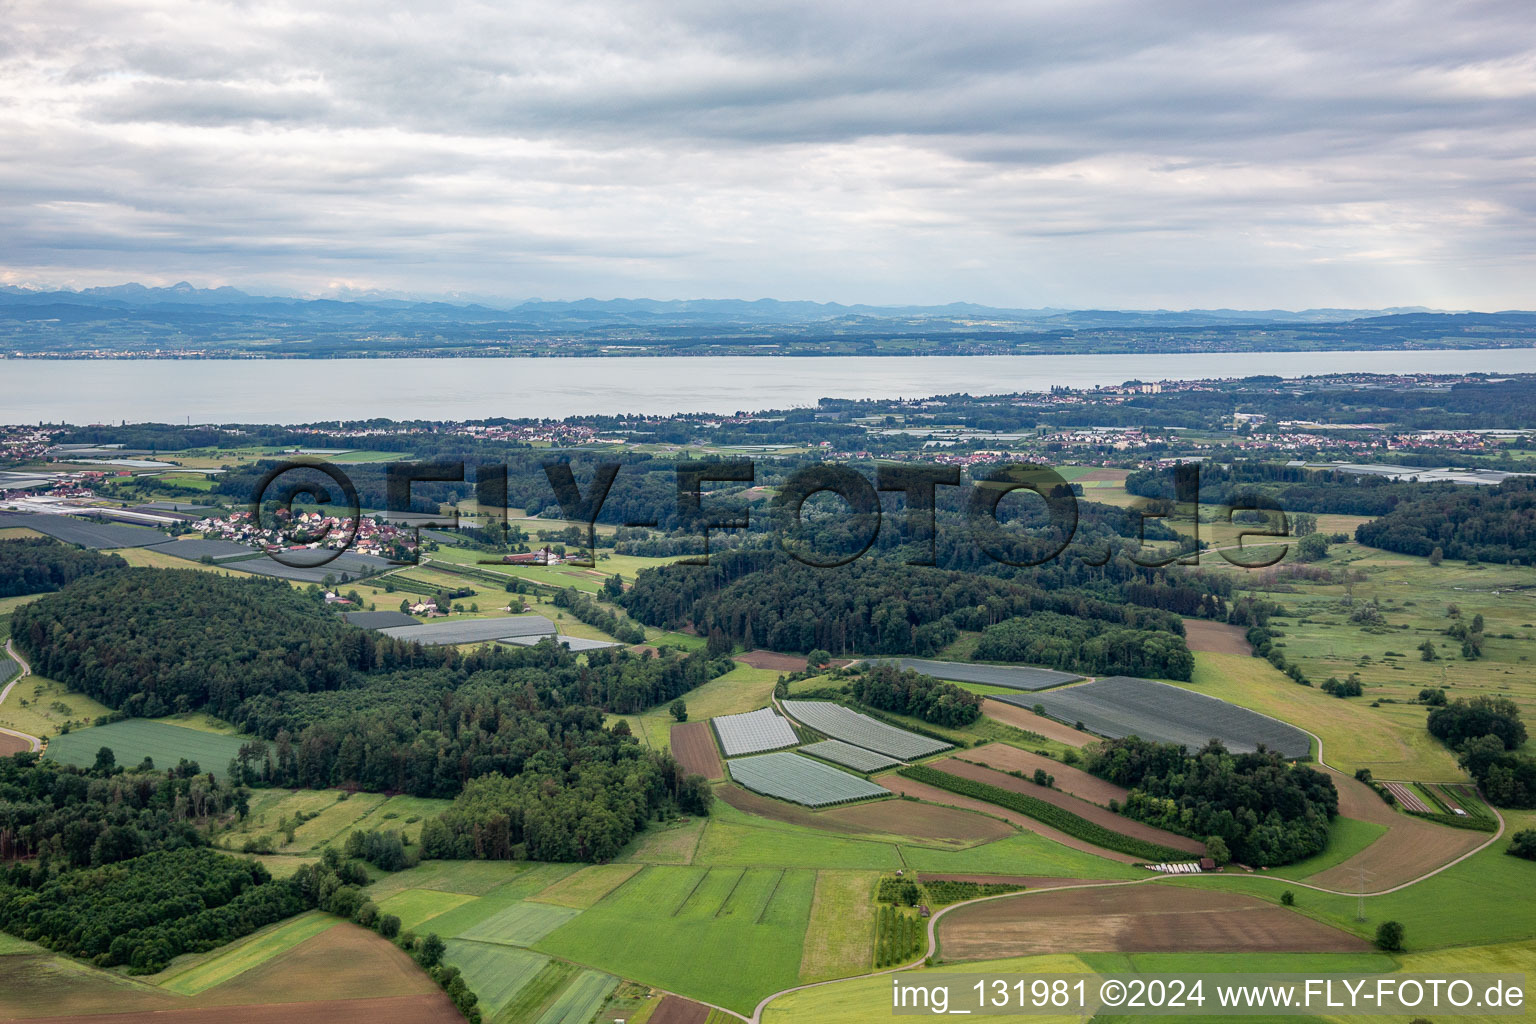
[0,639,42,753]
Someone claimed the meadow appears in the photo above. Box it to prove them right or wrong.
[611,661,780,751]
[45,717,249,775]
[0,670,113,738]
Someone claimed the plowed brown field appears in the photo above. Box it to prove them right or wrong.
[669,721,723,779]
[4,994,462,1024]
[932,759,1205,855]
[1182,619,1253,655]
[957,745,1129,807]
[940,885,1369,959]
[648,994,712,1024]
[718,783,1014,844]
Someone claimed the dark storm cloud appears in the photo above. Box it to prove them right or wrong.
[1,0,1533,305]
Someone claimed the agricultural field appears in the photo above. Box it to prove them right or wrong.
[154,912,339,995]
[715,782,1014,848]
[457,899,583,946]
[780,700,952,759]
[529,863,643,908]
[799,739,899,773]
[45,717,251,775]
[440,941,550,1019]
[712,706,800,756]
[726,751,890,807]
[535,865,819,1014]
[377,888,477,930]
[669,720,723,778]
[797,870,879,981]
[938,885,1370,960]
[1010,674,1312,758]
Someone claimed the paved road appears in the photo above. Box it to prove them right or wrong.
[0,639,42,752]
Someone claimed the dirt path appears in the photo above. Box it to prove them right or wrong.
[0,639,42,753]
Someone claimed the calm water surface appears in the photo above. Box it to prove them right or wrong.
[3,349,1534,423]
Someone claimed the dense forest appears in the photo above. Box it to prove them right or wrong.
[0,537,125,598]
[621,550,1195,662]
[11,572,723,852]
[1083,737,1338,866]
[972,610,1194,681]
[1354,477,1536,565]
[847,663,983,727]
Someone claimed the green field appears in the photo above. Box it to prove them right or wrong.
[528,863,641,908]
[532,968,619,1024]
[154,911,337,995]
[457,900,582,946]
[442,940,551,1017]
[45,718,250,776]
[537,865,818,1014]
[378,888,477,930]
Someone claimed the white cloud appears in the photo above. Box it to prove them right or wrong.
[0,0,1533,307]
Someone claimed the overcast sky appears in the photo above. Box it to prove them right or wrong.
[2,0,1533,308]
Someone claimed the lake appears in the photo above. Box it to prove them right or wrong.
[4,349,1535,424]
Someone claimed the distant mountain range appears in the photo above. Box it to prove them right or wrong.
[1,283,1532,357]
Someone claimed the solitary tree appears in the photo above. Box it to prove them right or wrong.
[1428,546,1444,566]
[1280,890,1295,906]
[1375,920,1406,952]
[1204,835,1231,866]
[669,699,688,722]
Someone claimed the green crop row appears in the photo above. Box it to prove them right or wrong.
[898,765,1188,862]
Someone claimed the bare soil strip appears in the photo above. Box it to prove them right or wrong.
[939,885,1369,960]
[932,759,1206,855]
[1182,619,1254,656]
[956,745,1129,807]
[669,721,723,779]
[981,699,1097,747]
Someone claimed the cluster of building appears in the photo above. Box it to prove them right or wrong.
[192,509,417,558]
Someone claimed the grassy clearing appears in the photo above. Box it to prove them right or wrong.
[537,865,818,1015]
[378,888,478,931]
[1179,651,1460,780]
[154,911,337,995]
[617,816,705,865]
[342,793,453,845]
[45,718,250,776]
[529,863,643,908]
[1265,816,1389,880]
[0,932,42,954]
[442,940,550,1018]
[798,870,878,981]
[613,662,780,751]
[286,791,387,851]
[0,672,113,738]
